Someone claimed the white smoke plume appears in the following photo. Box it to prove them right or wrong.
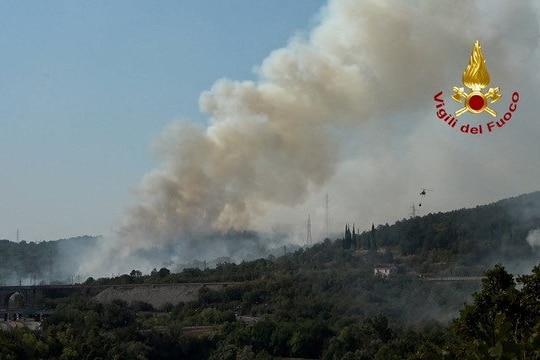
[527,229,540,250]
[83,0,540,274]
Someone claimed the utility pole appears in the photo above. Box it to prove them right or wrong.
[410,203,418,218]
[16,229,19,242]
[48,247,53,285]
[325,193,330,239]
[306,214,313,247]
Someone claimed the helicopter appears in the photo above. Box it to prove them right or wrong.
[418,188,433,207]
[420,188,433,196]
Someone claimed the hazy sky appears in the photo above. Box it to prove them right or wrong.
[0,1,325,241]
[2,0,540,249]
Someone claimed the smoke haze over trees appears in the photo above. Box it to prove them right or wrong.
[3,237,540,358]
[100,0,540,267]
[0,236,97,286]
[3,1,540,358]
[3,190,540,284]
[1,0,540,279]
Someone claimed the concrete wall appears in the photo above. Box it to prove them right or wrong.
[0,283,234,310]
[93,283,228,308]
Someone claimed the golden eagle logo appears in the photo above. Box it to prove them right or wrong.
[452,41,501,116]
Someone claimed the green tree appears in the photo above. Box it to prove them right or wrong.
[158,268,171,277]
[344,224,352,249]
[516,262,540,330]
[289,320,333,358]
[452,263,539,359]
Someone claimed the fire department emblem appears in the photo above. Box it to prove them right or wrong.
[452,40,501,117]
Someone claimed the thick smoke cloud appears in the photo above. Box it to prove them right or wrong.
[83,0,540,275]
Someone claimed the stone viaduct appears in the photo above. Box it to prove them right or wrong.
[0,282,234,319]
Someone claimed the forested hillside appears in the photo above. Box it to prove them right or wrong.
[353,191,540,273]
[3,192,540,358]
[3,191,540,287]
[0,236,98,286]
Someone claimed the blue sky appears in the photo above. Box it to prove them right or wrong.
[0,1,326,241]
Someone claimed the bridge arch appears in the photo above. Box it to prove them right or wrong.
[3,291,25,309]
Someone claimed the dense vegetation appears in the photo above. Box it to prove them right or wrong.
[2,262,540,359]
[0,236,98,286]
[353,191,540,270]
[2,191,540,358]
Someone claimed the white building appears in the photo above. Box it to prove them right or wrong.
[374,264,397,277]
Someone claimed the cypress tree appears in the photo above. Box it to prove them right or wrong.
[369,223,377,251]
[344,224,352,249]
